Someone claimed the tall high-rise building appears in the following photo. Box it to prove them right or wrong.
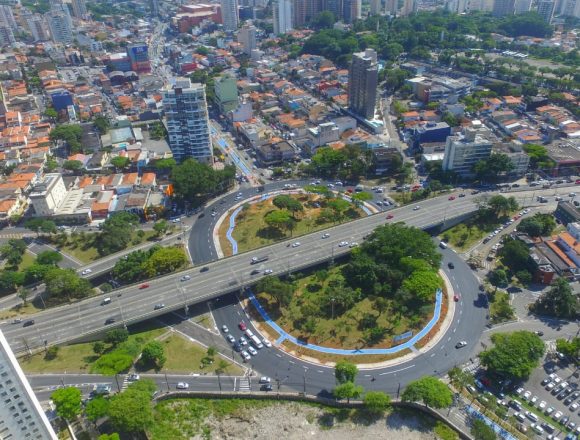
[237,23,257,55]
[46,9,73,44]
[348,48,378,120]
[442,123,493,177]
[0,5,18,30]
[342,0,361,21]
[25,12,50,41]
[492,0,515,16]
[401,0,414,15]
[220,0,239,32]
[0,330,58,440]
[162,78,213,164]
[514,0,532,12]
[126,43,152,73]
[562,0,580,17]
[71,0,86,18]
[293,0,308,27]
[0,25,15,46]
[536,0,555,21]
[385,0,397,14]
[273,0,293,34]
[370,0,382,15]
[305,0,323,22]
[151,0,159,16]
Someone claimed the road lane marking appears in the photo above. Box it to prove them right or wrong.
[379,364,415,375]
[430,353,436,357]
[317,370,324,373]
[289,360,295,364]
[276,354,282,358]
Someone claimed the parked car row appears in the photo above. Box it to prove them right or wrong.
[222,322,271,362]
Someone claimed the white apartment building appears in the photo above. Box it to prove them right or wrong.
[46,10,72,44]
[28,174,67,217]
[442,121,493,177]
[237,23,257,56]
[0,5,17,29]
[25,13,50,41]
[0,25,15,46]
[220,0,239,32]
[0,330,58,440]
[71,0,87,18]
[273,0,293,35]
[162,78,213,164]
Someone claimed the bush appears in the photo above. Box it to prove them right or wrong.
[91,353,133,375]
[45,346,59,360]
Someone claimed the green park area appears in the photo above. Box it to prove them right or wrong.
[219,188,368,256]
[20,321,242,376]
[254,223,443,352]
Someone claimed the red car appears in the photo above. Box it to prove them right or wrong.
[453,294,460,302]
[139,283,150,289]
[346,188,353,193]
[576,179,580,185]
[386,214,394,219]
[448,196,456,201]
[238,321,247,331]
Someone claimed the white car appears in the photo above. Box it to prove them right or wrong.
[413,206,421,210]
[349,242,359,248]
[554,377,562,384]
[263,269,273,275]
[545,406,555,415]
[248,346,258,356]
[321,233,330,239]
[176,382,189,389]
[552,411,563,421]
[546,382,556,390]
[221,325,229,333]
[531,395,538,405]
[262,339,272,348]
[241,351,251,361]
[291,242,301,248]
[338,241,349,247]
[516,387,524,395]
[539,400,547,410]
[226,334,235,344]
[180,275,191,281]
[81,269,92,275]
[239,336,248,346]
[570,402,579,411]
[259,376,271,384]
[523,390,531,400]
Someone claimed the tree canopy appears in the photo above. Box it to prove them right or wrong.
[363,391,392,414]
[44,268,93,303]
[471,418,497,440]
[108,382,154,432]
[96,212,140,255]
[51,387,82,420]
[49,124,83,153]
[335,360,359,384]
[139,341,166,371]
[517,213,556,237]
[479,331,545,379]
[170,159,235,205]
[402,376,453,408]
[532,278,578,319]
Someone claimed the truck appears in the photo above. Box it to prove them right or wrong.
[251,256,268,265]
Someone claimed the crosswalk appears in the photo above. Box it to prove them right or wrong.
[238,377,251,391]
[0,233,34,239]
[120,376,130,391]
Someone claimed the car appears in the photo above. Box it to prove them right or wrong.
[233,342,242,352]
[455,341,467,349]
[547,382,556,390]
[261,383,273,391]
[81,269,92,275]
[539,400,547,410]
[221,325,229,333]
[523,390,531,400]
[23,319,35,327]
[453,294,460,302]
[565,395,575,405]
[570,402,579,411]
[545,406,555,415]
[531,423,544,434]
[349,242,359,248]
[448,196,456,200]
[553,411,563,421]
[413,206,421,210]
[459,193,466,197]
[226,334,235,344]
[291,242,301,248]
[12,318,22,324]
[448,262,455,269]
[526,411,538,422]
[263,339,272,348]
[239,336,248,346]
[248,346,258,356]
[241,351,251,361]
[104,318,115,325]
[509,400,522,411]
[569,422,577,431]
[139,283,149,289]
[541,422,555,433]
[154,303,165,310]
[338,241,349,247]
[200,267,209,273]
[176,382,189,389]
[542,378,551,385]
[321,233,330,239]
[531,396,538,405]
[570,193,577,197]
[561,416,570,425]
[516,387,524,395]
[259,377,271,384]
[238,322,247,331]
[264,269,273,275]
[386,214,394,219]
[180,275,191,281]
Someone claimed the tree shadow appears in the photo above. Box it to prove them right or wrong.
[256,226,286,241]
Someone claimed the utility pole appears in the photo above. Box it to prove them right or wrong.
[114,374,121,392]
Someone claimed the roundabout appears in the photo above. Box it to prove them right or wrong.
[186,180,488,395]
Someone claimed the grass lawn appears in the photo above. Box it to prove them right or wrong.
[20,321,167,373]
[440,212,512,252]
[0,302,41,320]
[18,251,36,271]
[144,333,243,375]
[219,193,364,256]
[256,265,435,350]
[52,230,158,264]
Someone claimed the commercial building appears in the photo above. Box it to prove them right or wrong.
[493,0,515,16]
[348,49,378,120]
[214,75,239,114]
[220,0,239,32]
[173,4,222,33]
[71,0,87,18]
[126,43,151,74]
[343,0,361,22]
[536,0,555,21]
[29,174,68,217]
[0,5,17,30]
[442,122,493,177]
[0,25,15,46]
[162,77,212,164]
[237,23,257,56]
[0,330,58,440]
[514,0,532,13]
[326,0,344,20]
[25,13,50,41]
[556,201,580,226]
[370,0,382,14]
[46,4,73,44]
[273,0,293,34]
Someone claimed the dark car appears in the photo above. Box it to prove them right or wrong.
[22,319,35,327]
[448,262,455,269]
[105,318,116,325]
[200,267,209,273]
[260,384,273,391]
[233,342,242,352]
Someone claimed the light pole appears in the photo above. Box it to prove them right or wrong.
[331,298,335,320]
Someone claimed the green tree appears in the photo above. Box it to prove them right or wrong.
[473,153,514,182]
[171,159,234,204]
[98,434,120,440]
[272,195,304,218]
[402,377,453,408]
[110,156,130,170]
[49,124,83,153]
[311,11,335,29]
[533,278,577,319]
[51,387,82,420]
[479,331,545,379]
[470,419,497,440]
[140,341,166,371]
[93,116,110,134]
[556,337,580,359]
[256,276,293,308]
[333,381,364,402]
[335,360,358,384]
[154,158,176,171]
[518,213,556,237]
[264,209,295,234]
[141,247,188,278]
[488,268,508,288]
[153,220,169,236]
[62,160,83,171]
[448,366,475,390]
[351,191,373,206]
[401,270,442,303]
[44,107,58,119]
[104,328,129,346]
[92,341,105,354]
[108,386,154,432]
[498,238,531,273]
[36,250,62,266]
[0,239,27,267]
[96,212,140,255]
[85,396,110,422]
[523,144,554,170]
[92,353,133,375]
[0,270,25,293]
[363,391,392,414]
[44,268,93,302]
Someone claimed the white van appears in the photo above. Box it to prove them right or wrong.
[439,242,448,249]
[250,335,263,349]
[101,297,111,305]
[245,329,254,338]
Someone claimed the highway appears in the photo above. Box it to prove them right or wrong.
[0,187,545,355]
